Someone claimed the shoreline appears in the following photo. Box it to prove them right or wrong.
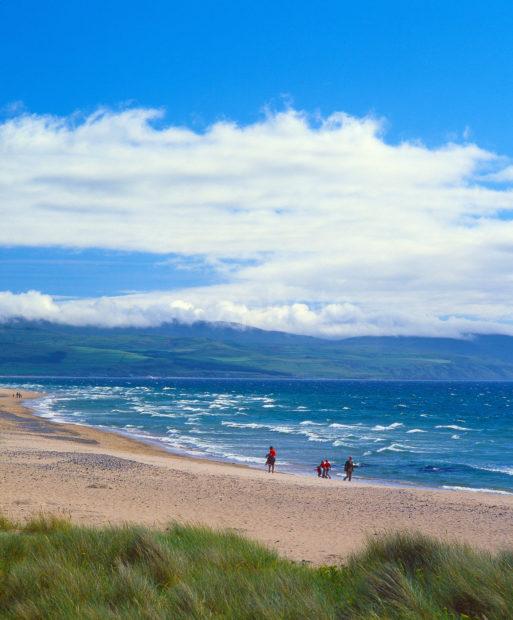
[25,388,513,498]
[2,387,513,563]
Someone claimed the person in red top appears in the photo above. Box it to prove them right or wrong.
[323,459,332,479]
[266,446,276,473]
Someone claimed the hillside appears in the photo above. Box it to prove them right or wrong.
[1,320,513,379]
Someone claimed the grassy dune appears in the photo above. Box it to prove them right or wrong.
[0,517,512,619]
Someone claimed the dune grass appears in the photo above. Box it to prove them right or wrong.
[0,516,511,619]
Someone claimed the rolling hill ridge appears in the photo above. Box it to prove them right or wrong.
[1,321,513,380]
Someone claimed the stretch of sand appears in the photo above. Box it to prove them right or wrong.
[1,388,513,564]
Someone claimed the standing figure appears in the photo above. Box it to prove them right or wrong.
[343,456,354,481]
[324,459,332,479]
[266,446,277,473]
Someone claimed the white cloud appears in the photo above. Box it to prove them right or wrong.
[1,290,513,339]
[1,107,513,337]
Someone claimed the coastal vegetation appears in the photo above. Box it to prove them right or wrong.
[3,320,513,379]
[0,516,511,618]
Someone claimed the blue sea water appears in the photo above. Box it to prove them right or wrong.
[4,378,513,494]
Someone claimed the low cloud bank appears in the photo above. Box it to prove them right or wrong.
[1,290,512,339]
[1,107,513,337]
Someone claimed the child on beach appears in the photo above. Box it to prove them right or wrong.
[266,446,276,473]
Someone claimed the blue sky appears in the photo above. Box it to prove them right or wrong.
[3,1,513,149]
[1,1,513,336]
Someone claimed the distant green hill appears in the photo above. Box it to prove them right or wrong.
[1,320,513,379]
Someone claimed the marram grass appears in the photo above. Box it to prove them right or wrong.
[0,515,511,619]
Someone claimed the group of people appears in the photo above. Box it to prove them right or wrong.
[316,459,332,478]
[266,447,355,481]
[12,392,22,399]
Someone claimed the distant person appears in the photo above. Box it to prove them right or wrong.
[316,462,323,477]
[343,456,354,481]
[266,446,276,473]
[323,459,332,479]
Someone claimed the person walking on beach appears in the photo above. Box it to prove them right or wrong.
[316,462,323,477]
[266,446,276,473]
[323,459,332,479]
[343,456,354,481]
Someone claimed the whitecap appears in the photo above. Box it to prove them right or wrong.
[406,429,427,433]
[305,433,327,443]
[332,440,354,448]
[221,421,295,434]
[372,422,404,431]
[376,443,410,453]
[221,421,265,429]
[435,425,473,431]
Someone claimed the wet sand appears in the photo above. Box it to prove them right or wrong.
[1,387,513,564]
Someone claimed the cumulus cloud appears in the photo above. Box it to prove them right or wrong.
[1,107,513,337]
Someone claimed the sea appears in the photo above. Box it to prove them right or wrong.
[4,378,513,495]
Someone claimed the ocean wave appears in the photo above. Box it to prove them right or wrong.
[406,429,427,433]
[221,421,295,434]
[217,452,263,464]
[28,398,67,423]
[376,443,411,453]
[299,420,323,426]
[159,431,268,465]
[471,465,513,476]
[304,433,327,442]
[435,425,473,431]
[442,485,513,496]
[372,422,404,431]
[221,421,265,429]
[329,423,361,429]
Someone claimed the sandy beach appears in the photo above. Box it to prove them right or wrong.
[1,387,513,564]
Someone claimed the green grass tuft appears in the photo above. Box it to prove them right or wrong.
[0,519,511,618]
[22,513,73,534]
[0,515,16,532]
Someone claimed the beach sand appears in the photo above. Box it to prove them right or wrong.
[1,387,513,564]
